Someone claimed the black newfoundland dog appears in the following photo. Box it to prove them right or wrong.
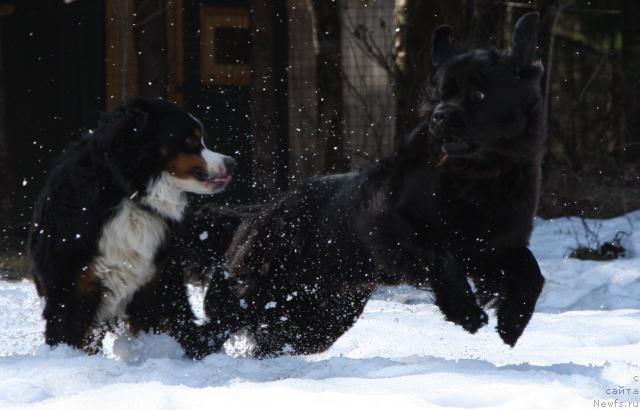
[28,97,236,358]
[205,12,546,356]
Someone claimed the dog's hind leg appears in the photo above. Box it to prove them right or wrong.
[489,248,544,347]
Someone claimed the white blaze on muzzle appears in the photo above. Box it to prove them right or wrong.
[201,139,229,177]
[196,138,234,193]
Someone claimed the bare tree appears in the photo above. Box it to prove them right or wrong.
[621,0,640,162]
[340,2,396,162]
[343,1,465,148]
[307,0,349,172]
[134,0,168,99]
[0,25,10,228]
[470,0,505,48]
[536,0,554,93]
[536,0,574,137]
[393,0,469,144]
[110,0,135,102]
[108,0,167,103]
[250,0,288,198]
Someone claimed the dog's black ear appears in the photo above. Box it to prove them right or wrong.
[125,96,155,118]
[511,12,538,67]
[124,97,154,134]
[432,25,456,67]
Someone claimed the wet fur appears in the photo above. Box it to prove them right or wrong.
[205,13,546,356]
[28,98,232,358]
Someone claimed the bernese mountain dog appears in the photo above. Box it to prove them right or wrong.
[28,97,236,358]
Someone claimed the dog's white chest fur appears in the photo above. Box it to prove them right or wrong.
[93,172,187,319]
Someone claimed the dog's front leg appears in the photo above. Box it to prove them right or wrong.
[420,252,489,334]
[363,213,488,333]
[491,247,545,346]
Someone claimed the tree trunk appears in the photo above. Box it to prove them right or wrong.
[0,25,10,229]
[610,31,624,163]
[250,0,289,199]
[393,0,466,145]
[134,0,168,99]
[469,0,505,48]
[536,0,555,137]
[393,0,435,145]
[308,0,348,173]
[621,0,640,162]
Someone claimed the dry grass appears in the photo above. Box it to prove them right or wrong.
[538,162,640,219]
[0,250,30,281]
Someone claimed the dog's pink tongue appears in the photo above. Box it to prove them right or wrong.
[208,174,232,185]
[218,175,232,184]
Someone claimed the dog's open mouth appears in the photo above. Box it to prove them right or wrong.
[441,141,476,156]
[205,174,233,189]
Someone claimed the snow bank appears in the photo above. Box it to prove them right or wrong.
[1,212,640,409]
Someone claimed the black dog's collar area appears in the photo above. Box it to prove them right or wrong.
[440,141,477,157]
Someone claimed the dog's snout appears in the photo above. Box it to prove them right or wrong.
[431,107,466,131]
[224,157,237,174]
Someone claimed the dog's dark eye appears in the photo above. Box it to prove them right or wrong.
[192,168,206,181]
[470,90,486,102]
[186,136,200,148]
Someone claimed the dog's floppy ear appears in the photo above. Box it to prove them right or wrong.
[511,12,538,67]
[432,25,456,67]
[124,97,154,134]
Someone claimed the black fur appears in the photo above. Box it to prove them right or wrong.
[204,12,546,356]
[28,97,234,358]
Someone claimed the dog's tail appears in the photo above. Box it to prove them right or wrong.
[173,202,268,284]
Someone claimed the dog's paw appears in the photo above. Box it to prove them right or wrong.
[461,307,489,334]
[443,302,488,334]
[173,322,227,360]
[181,332,224,360]
[496,304,532,347]
[497,318,524,347]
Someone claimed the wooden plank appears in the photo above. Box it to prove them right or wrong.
[199,6,250,87]
[0,4,15,17]
[166,0,184,105]
[105,0,138,111]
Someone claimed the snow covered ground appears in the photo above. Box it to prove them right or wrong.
[2,212,640,409]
